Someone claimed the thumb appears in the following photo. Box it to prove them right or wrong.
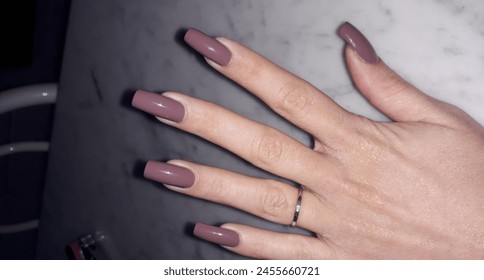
[338,22,440,122]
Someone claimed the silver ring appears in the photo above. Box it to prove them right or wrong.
[290,187,303,228]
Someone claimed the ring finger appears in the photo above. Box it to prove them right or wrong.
[143,159,333,233]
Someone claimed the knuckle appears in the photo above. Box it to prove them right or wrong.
[251,128,284,168]
[259,186,291,220]
[274,82,314,116]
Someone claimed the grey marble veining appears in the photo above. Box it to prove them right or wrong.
[37,0,484,259]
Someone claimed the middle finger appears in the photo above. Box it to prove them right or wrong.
[132,90,335,187]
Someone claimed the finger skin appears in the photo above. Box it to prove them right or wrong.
[221,223,337,259]
[160,92,335,188]
[163,160,332,232]
[343,47,443,123]
[206,37,355,141]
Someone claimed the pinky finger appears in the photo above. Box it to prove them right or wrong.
[194,223,337,259]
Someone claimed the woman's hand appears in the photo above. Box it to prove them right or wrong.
[132,22,484,259]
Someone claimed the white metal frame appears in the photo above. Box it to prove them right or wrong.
[0,83,57,234]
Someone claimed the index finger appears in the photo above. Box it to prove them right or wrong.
[184,29,355,141]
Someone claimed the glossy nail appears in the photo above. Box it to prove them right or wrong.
[132,90,184,122]
[193,223,239,247]
[338,22,379,64]
[184,28,232,66]
[144,161,195,188]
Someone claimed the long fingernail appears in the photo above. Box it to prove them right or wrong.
[184,28,232,66]
[144,161,195,188]
[132,90,185,122]
[338,22,379,64]
[193,223,239,247]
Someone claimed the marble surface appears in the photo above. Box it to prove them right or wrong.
[37,0,484,259]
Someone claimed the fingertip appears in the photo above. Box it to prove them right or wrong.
[160,91,185,103]
[165,158,191,168]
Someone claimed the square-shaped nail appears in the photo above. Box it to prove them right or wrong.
[193,223,239,247]
[132,90,185,122]
[144,161,195,188]
[338,22,379,64]
[184,28,232,66]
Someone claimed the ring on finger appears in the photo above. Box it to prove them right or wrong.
[290,186,303,228]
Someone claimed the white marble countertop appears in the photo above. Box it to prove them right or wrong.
[37,0,484,259]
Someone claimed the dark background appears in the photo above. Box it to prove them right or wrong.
[0,0,71,259]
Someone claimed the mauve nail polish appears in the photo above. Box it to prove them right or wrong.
[132,90,185,122]
[144,161,195,188]
[338,22,379,64]
[184,28,232,66]
[193,223,239,247]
